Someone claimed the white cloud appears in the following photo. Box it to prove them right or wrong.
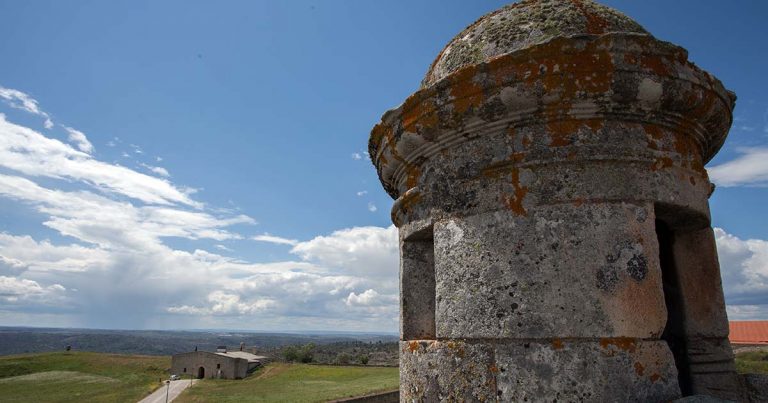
[0,86,400,331]
[0,275,66,305]
[351,153,362,160]
[63,126,94,154]
[140,163,170,177]
[367,202,377,212]
[346,289,396,307]
[0,174,252,248]
[0,86,53,129]
[715,228,768,307]
[708,147,768,187]
[356,191,367,197]
[252,233,298,246]
[726,305,768,320]
[168,291,275,316]
[0,233,109,273]
[0,115,201,207]
[291,225,397,279]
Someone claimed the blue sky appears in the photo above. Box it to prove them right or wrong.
[0,0,766,331]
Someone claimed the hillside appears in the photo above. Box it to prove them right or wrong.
[0,351,169,402]
[176,363,399,403]
[0,327,396,357]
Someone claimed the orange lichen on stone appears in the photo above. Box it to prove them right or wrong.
[552,339,564,350]
[599,337,638,353]
[643,124,664,147]
[547,118,604,147]
[672,130,707,176]
[650,373,662,383]
[633,53,670,76]
[572,0,608,34]
[504,167,529,216]
[401,92,439,134]
[634,362,645,376]
[369,123,391,155]
[450,64,485,115]
[650,156,674,171]
[446,341,466,358]
[405,165,421,189]
[408,341,419,353]
[489,364,499,373]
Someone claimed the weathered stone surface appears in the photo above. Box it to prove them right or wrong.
[433,203,666,339]
[400,340,497,402]
[370,0,740,401]
[672,396,736,403]
[400,339,680,402]
[741,373,768,403]
[493,340,679,402]
[422,0,648,88]
[400,232,435,340]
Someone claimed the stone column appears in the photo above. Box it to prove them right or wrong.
[370,28,736,402]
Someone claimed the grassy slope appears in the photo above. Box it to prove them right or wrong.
[735,350,768,375]
[0,351,169,402]
[176,363,398,403]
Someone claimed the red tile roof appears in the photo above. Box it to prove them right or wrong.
[730,321,768,344]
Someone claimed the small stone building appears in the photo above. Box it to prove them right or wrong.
[171,348,266,380]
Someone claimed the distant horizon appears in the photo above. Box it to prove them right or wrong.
[0,325,398,336]
[0,0,767,331]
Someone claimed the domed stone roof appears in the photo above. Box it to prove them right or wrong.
[422,0,648,88]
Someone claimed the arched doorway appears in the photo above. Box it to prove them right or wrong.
[197,366,205,379]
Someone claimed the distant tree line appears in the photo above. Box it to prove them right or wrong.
[282,343,316,363]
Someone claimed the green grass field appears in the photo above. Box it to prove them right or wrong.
[176,363,399,403]
[735,350,768,375]
[0,351,169,402]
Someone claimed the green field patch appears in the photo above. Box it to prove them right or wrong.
[0,352,169,402]
[735,350,768,375]
[0,370,118,384]
[176,363,398,403]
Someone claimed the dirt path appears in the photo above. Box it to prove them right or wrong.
[138,379,196,403]
[254,363,287,380]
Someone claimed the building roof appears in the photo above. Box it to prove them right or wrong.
[214,351,268,363]
[422,0,648,88]
[729,321,768,345]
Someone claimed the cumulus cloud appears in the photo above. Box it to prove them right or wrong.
[168,291,275,316]
[0,86,400,331]
[291,225,398,279]
[708,147,768,187]
[63,126,94,153]
[715,228,768,305]
[0,276,66,306]
[356,191,367,197]
[351,152,362,160]
[252,233,298,246]
[367,202,377,212]
[346,289,396,307]
[0,233,109,273]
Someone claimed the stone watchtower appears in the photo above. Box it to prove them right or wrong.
[369,0,744,401]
